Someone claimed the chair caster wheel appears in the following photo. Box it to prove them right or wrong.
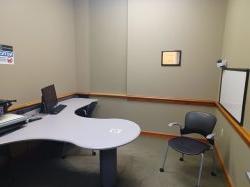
[211,171,217,176]
[179,157,184,161]
[92,151,96,156]
[159,168,164,172]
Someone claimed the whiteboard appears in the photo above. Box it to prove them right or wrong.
[219,68,249,125]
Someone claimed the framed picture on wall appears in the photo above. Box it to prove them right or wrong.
[161,50,181,66]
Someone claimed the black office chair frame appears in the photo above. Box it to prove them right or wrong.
[160,111,217,187]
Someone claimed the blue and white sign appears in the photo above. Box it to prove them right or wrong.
[0,45,14,65]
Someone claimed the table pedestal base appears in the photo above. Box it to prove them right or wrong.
[100,148,117,187]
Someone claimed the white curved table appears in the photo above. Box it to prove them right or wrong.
[0,98,141,187]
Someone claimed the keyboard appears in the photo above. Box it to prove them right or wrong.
[0,114,27,135]
[50,104,67,114]
[0,114,27,128]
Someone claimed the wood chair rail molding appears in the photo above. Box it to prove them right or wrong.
[85,92,216,106]
[7,91,246,187]
[215,102,250,146]
[9,92,75,112]
[85,92,250,146]
[8,92,250,146]
[87,92,127,99]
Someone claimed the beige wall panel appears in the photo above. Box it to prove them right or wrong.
[75,0,90,92]
[0,0,77,105]
[127,0,227,99]
[222,0,250,132]
[222,0,250,69]
[89,0,128,94]
[245,85,250,132]
[93,96,250,186]
[215,110,250,187]
[217,1,250,186]
[92,97,215,133]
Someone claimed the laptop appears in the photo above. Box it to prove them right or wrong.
[41,84,67,114]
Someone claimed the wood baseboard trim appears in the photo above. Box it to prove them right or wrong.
[87,92,127,99]
[4,93,237,187]
[86,92,249,146]
[140,131,234,187]
[127,95,216,107]
[86,92,250,146]
[215,102,250,147]
[9,92,250,147]
[140,131,177,139]
[83,92,216,107]
[9,92,75,112]
[214,144,234,187]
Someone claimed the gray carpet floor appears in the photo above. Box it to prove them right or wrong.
[0,136,227,187]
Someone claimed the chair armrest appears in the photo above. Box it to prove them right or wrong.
[168,122,183,129]
[206,133,216,140]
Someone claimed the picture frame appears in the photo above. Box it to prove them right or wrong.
[161,50,182,66]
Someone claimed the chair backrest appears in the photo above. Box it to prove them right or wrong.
[181,111,217,138]
[86,102,98,118]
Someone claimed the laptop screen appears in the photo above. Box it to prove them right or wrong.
[41,84,58,113]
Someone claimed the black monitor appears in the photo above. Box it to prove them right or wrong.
[41,84,58,113]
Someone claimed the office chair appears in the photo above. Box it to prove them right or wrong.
[159,111,217,187]
[75,102,98,118]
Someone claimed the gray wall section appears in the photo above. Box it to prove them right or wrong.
[89,0,128,94]
[0,0,77,104]
[92,96,250,187]
[1,0,249,186]
[85,1,250,185]
[75,0,91,92]
[222,0,250,69]
[222,0,250,132]
[215,110,250,187]
[216,0,250,186]
[87,0,227,99]
[92,97,215,134]
[127,0,227,99]
[245,86,250,132]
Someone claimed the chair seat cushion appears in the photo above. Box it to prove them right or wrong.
[168,136,210,155]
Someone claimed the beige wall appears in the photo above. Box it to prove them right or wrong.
[89,0,128,94]
[215,110,250,187]
[216,0,250,186]
[92,97,250,187]
[0,0,77,105]
[222,0,250,132]
[87,1,250,187]
[75,0,91,92]
[222,0,250,69]
[1,0,249,186]
[245,86,250,132]
[92,99,250,187]
[127,0,227,99]
[92,97,215,134]
[87,0,227,99]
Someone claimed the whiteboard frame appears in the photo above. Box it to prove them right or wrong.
[219,68,249,126]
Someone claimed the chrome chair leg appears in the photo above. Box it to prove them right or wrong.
[180,153,184,161]
[160,143,169,172]
[197,153,204,187]
[211,147,217,176]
